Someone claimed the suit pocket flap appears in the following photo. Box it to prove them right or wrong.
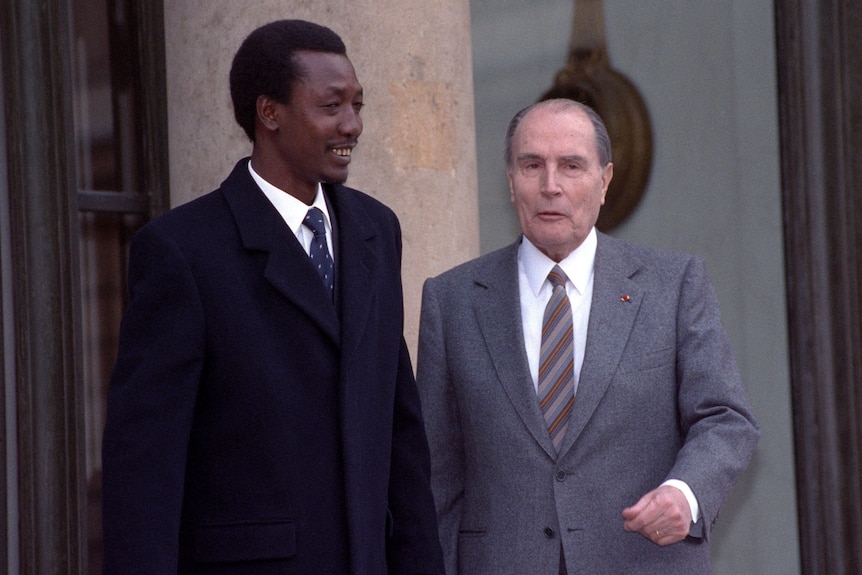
[618,346,674,374]
[193,520,296,563]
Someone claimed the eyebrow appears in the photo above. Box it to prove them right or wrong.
[515,153,543,162]
[515,153,588,163]
[559,155,587,163]
[319,85,364,99]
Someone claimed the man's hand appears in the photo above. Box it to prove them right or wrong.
[621,484,692,546]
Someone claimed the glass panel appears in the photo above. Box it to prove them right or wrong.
[77,211,144,574]
[72,0,147,572]
[74,0,138,194]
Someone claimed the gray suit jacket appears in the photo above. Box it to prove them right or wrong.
[416,233,759,575]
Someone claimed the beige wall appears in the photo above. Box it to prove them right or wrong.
[163,0,479,353]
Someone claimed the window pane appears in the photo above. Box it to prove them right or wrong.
[72,0,147,572]
[74,0,140,194]
[78,210,144,573]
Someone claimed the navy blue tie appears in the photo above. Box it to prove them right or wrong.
[302,207,334,300]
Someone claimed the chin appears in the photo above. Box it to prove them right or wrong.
[321,172,350,185]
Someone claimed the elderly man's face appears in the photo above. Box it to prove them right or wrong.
[507,106,613,262]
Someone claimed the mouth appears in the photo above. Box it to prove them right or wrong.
[330,143,356,158]
[537,210,566,219]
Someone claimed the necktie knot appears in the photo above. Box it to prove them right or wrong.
[547,265,568,290]
[303,207,327,237]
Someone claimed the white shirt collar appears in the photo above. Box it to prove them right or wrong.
[248,161,332,235]
[519,227,597,296]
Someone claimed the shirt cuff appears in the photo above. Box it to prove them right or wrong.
[661,479,700,523]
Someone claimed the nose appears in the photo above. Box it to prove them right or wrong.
[340,107,362,138]
[540,165,562,196]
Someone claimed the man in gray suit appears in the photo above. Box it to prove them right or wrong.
[416,98,759,574]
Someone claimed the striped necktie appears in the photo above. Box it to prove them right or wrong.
[538,265,575,453]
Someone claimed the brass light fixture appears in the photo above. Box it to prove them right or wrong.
[541,0,653,231]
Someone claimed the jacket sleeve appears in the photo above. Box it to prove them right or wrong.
[667,256,760,540]
[416,277,466,575]
[386,337,446,575]
[101,223,204,574]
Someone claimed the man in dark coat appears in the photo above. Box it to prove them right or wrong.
[102,19,443,575]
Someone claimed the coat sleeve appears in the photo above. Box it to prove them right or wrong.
[386,337,446,575]
[416,277,466,575]
[101,223,204,574]
[667,256,760,540]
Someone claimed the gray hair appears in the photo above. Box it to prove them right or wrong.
[504,99,612,168]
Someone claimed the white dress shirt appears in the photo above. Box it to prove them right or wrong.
[248,162,335,261]
[518,228,596,393]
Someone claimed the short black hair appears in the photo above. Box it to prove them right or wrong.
[229,19,347,141]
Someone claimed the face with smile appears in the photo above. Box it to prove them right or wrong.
[254,50,363,204]
[507,104,613,262]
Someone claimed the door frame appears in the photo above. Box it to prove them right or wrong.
[774,0,862,573]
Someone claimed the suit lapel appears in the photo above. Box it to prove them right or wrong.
[221,159,340,345]
[326,184,376,368]
[474,244,557,459]
[557,233,643,457]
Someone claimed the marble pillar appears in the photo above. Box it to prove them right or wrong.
[163,0,479,353]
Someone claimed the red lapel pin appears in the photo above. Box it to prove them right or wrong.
[620,295,631,302]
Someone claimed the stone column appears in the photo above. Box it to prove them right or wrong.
[164,0,480,353]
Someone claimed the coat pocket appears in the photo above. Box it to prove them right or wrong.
[193,520,296,563]
[618,346,675,374]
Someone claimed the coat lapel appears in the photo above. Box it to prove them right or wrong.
[325,184,376,369]
[557,233,643,458]
[474,244,557,459]
[221,159,340,345]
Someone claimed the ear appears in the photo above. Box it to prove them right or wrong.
[256,95,280,132]
[600,162,614,205]
[507,168,516,203]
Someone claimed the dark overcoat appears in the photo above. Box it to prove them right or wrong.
[102,159,443,575]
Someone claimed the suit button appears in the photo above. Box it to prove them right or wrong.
[555,470,567,481]
[544,527,555,539]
